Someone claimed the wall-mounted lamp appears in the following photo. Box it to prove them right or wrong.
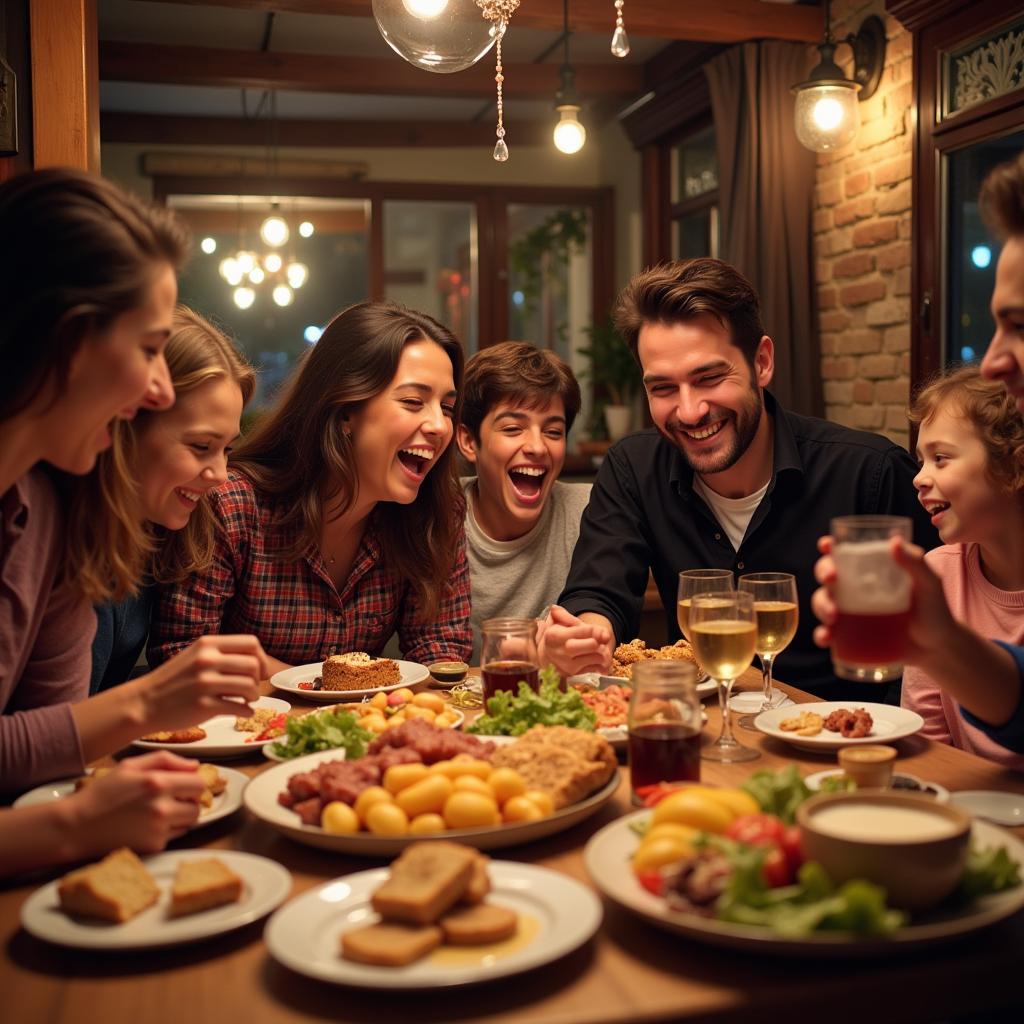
[552,0,585,155]
[791,2,886,153]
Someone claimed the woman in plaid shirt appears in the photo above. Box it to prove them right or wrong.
[150,301,473,676]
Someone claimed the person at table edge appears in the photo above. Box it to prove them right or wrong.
[553,257,938,701]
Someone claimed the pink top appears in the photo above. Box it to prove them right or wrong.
[902,543,1024,770]
[0,470,94,794]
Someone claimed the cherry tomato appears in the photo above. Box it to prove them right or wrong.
[635,869,665,897]
[724,813,787,848]
[780,825,804,873]
[760,844,792,888]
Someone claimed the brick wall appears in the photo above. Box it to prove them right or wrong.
[813,0,914,450]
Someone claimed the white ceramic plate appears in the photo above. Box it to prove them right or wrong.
[131,696,291,758]
[584,811,1024,957]
[949,790,1024,827]
[244,746,620,856]
[12,766,248,829]
[270,661,430,703]
[803,768,950,804]
[21,850,292,950]
[261,706,467,762]
[753,701,924,753]
[599,674,717,699]
[264,860,601,988]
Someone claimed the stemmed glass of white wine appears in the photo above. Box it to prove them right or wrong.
[677,569,734,642]
[689,590,760,763]
[735,572,799,723]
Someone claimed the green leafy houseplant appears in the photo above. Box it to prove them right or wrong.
[576,319,642,438]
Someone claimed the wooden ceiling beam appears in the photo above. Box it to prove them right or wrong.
[99,41,643,97]
[101,112,552,148]
[135,0,823,44]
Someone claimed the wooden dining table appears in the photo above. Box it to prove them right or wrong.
[4,671,1024,1024]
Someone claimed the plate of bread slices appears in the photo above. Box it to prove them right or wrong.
[265,840,601,988]
[21,848,292,950]
[131,696,292,757]
[270,656,430,703]
[13,765,247,830]
[245,722,622,855]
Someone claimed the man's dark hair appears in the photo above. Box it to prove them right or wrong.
[613,258,765,365]
[979,150,1024,240]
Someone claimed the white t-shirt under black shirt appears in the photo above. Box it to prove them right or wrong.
[692,475,770,552]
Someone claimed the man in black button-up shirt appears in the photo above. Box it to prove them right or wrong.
[552,259,937,701]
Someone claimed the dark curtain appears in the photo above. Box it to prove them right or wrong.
[705,42,822,418]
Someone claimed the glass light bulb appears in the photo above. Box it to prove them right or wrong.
[233,286,255,310]
[272,284,294,307]
[286,262,308,289]
[218,256,237,281]
[793,82,859,152]
[553,107,586,155]
[372,0,499,73]
[200,237,217,254]
[235,250,256,274]
[263,252,283,273]
[298,221,315,238]
[248,266,265,284]
[260,215,289,248]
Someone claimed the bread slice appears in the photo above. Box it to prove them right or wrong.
[341,922,443,966]
[440,903,518,945]
[58,848,159,923]
[371,841,476,924]
[459,851,491,905]
[168,858,243,917]
[489,744,611,809]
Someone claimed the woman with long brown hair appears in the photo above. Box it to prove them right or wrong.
[150,300,472,674]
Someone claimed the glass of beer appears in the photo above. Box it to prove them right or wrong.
[689,590,759,763]
[627,660,702,804]
[734,572,798,722]
[830,515,913,683]
[480,617,541,704]
[677,569,734,641]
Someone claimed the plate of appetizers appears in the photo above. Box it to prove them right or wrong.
[754,702,924,753]
[270,659,429,703]
[584,810,1024,956]
[244,727,622,856]
[131,696,291,758]
[21,849,292,950]
[13,765,248,829]
[264,859,601,988]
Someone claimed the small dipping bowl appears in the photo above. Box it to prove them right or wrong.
[797,791,971,912]
[427,660,469,688]
[837,744,897,789]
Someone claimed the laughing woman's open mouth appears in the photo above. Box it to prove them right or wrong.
[397,445,435,481]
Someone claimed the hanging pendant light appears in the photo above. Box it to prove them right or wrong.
[610,0,630,58]
[791,1,886,153]
[552,0,585,155]
[371,0,499,73]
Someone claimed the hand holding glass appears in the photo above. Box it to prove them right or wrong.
[738,572,798,713]
[677,569,734,641]
[627,661,702,804]
[689,590,759,763]
[480,617,540,704]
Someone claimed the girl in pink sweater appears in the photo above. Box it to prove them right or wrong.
[902,366,1024,768]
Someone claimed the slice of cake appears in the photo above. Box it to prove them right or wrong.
[168,858,243,917]
[322,652,400,692]
[58,848,159,923]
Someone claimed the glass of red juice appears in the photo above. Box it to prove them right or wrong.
[480,617,541,704]
[627,660,702,804]
[830,515,913,683]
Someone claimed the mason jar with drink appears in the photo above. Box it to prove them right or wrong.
[480,617,541,703]
[830,515,913,683]
[627,660,702,804]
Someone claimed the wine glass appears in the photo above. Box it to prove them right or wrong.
[677,569,734,641]
[734,572,799,725]
[689,590,759,763]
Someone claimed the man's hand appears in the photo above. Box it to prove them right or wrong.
[538,606,614,676]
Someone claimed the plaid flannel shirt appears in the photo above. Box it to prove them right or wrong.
[149,473,472,667]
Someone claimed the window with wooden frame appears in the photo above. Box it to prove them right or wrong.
[891,0,1024,383]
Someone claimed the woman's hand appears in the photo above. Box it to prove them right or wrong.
[135,634,268,732]
[538,605,614,677]
[62,751,205,859]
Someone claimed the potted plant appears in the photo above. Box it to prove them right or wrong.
[577,319,642,442]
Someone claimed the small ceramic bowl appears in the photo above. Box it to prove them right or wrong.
[837,744,897,788]
[427,660,469,688]
[797,791,971,912]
